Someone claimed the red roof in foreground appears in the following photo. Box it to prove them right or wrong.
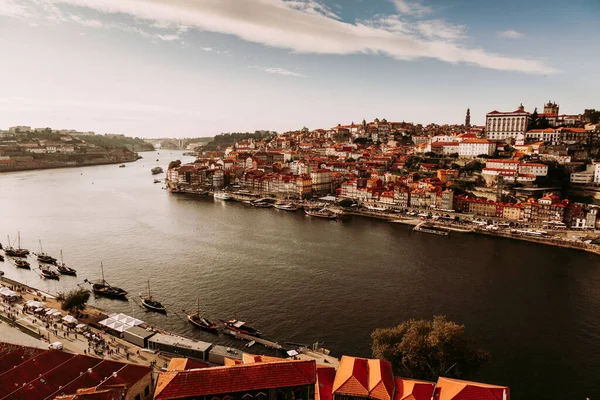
[434,377,509,400]
[394,377,435,400]
[0,343,150,400]
[316,366,336,400]
[154,360,316,399]
[333,356,395,400]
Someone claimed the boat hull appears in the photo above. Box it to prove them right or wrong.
[57,266,77,276]
[141,298,167,313]
[221,320,262,337]
[188,315,218,333]
[92,284,128,299]
[40,271,60,280]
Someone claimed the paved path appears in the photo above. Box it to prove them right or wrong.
[0,296,171,370]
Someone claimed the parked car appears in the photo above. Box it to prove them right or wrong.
[48,341,63,350]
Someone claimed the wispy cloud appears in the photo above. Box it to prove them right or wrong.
[284,0,342,20]
[415,19,466,41]
[0,0,33,18]
[7,0,556,74]
[497,30,523,39]
[250,66,306,77]
[392,0,432,17]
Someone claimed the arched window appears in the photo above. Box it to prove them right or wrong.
[242,394,254,400]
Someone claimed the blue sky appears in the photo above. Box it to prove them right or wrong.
[0,0,598,138]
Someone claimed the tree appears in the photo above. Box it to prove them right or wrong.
[339,198,354,208]
[528,107,539,130]
[60,289,90,314]
[168,160,182,169]
[371,316,490,381]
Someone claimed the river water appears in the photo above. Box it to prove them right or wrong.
[0,151,598,399]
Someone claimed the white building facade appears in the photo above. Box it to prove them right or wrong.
[485,104,530,140]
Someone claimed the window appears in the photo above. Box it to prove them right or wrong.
[145,386,150,397]
[135,395,141,400]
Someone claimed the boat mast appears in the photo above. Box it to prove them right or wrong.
[18,231,21,250]
[147,279,151,299]
[197,297,200,316]
[39,239,43,254]
[60,250,64,266]
[101,262,105,283]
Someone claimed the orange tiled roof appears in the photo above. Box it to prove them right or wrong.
[394,377,435,400]
[368,359,395,400]
[333,356,369,397]
[435,377,509,400]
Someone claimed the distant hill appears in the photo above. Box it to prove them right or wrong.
[75,134,155,152]
[201,131,275,151]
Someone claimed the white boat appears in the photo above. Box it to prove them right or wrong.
[274,203,299,211]
[213,191,232,200]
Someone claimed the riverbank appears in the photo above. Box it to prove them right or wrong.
[0,156,138,173]
[0,273,339,368]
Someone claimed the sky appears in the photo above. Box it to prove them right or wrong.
[0,0,598,138]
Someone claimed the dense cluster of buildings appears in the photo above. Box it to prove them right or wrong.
[168,101,600,229]
[0,341,510,400]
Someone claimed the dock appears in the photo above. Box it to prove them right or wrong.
[224,329,284,350]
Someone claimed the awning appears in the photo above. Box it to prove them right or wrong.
[0,287,17,298]
[26,300,45,308]
[62,315,78,324]
[99,313,143,333]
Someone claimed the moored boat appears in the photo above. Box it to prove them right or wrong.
[39,265,60,280]
[213,191,232,200]
[221,319,262,337]
[56,250,77,276]
[151,166,164,175]
[5,233,30,257]
[88,263,128,299]
[274,203,299,211]
[251,201,273,208]
[187,298,218,332]
[14,259,30,269]
[36,240,57,264]
[0,254,4,262]
[140,280,166,313]
[304,208,337,219]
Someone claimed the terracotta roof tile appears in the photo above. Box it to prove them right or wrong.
[155,360,316,399]
[394,377,435,400]
[333,356,369,396]
[435,377,509,400]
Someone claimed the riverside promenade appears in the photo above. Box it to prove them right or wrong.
[0,276,171,369]
[0,275,339,368]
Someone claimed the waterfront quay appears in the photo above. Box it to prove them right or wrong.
[0,274,338,369]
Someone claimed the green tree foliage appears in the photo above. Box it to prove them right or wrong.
[203,131,275,151]
[339,198,354,208]
[76,135,154,151]
[60,289,91,314]
[371,316,490,380]
[168,160,182,169]
[528,107,539,130]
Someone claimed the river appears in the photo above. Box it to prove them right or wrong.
[0,150,598,399]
